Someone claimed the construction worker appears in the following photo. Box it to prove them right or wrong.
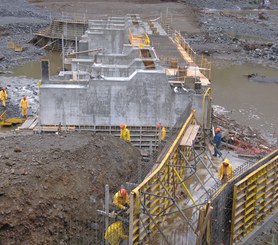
[212,127,222,157]
[161,126,166,141]
[218,158,233,184]
[104,221,128,245]
[0,87,8,108]
[20,96,29,118]
[120,124,130,142]
[156,123,166,142]
[113,188,130,211]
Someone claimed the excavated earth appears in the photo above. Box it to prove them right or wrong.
[0,132,141,244]
[0,0,277,244]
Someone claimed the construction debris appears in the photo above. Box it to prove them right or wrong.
[213,114,274,156]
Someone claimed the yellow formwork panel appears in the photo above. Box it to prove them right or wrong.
[230,154,278,244]
[130,111,198,244]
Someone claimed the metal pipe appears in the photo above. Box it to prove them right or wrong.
[140,200,171,245]
[158,177,196,232]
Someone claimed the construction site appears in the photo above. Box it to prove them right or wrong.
[0,0,277,245]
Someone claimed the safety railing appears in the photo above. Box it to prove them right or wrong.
[172,31,211,80]
[128,110,198,244]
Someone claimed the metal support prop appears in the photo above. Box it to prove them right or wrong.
[179,148,210,196]
[105,185,109,231]
[62,35,65,72]
[178,147,195,171]
[158,177,195,232]
[140,200,171,245]
[173,168,197,206]
[193,149,218,183]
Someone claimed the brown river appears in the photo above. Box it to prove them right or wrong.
[211,61,278,143]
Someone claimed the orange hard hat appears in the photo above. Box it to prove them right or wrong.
[156,123,161,129]
[215,127,221,132]
[120,188,127,197]
[119,124,125,129]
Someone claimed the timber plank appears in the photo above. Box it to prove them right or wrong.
[180,125,200,146]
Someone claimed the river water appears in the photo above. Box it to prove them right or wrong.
[211,61,278,143]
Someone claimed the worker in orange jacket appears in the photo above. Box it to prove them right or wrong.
[113,188,130,211]
[0,87,8,108]
[20,96,29,118]
[120,124,130,142]
[218,158,233,184]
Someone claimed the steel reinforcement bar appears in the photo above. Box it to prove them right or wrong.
[128,110,198,244]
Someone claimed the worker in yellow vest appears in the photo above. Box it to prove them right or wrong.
[113,188,130,211]
[0,87,8,108]
[161,127,166,141]
[104,221,128,245]
[20,96,29,118]
[156,123,167,142]
[120,124,130,142]
[218,158,233,184]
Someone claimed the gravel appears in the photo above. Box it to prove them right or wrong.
[0,0,52,70]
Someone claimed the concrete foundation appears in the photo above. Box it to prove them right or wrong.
[39,15,209,128]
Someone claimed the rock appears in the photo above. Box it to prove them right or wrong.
[91,222,100,230]
[14,147,22,153]
[3,153,9,159]
[271,44,278,54]
[52,154,59,159]
[5,161,14,167]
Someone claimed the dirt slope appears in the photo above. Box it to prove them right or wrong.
[0,132,141,244]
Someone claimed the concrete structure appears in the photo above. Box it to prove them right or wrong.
[39,15,210,128]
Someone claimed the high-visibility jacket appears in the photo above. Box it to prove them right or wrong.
[20,98,29,109]
[120,127,130,142]
[218,161,233,180]
[104,221,128,245]
[0,90,8,100]
[161,127,166,141]
[0,90,8,106]
[113,191,130,210]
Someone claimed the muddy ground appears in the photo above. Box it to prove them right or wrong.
[0,0,277,244]
[0,132,141,244]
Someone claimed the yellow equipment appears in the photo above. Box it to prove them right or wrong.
[104,221,128,245]
[0,111,25,126]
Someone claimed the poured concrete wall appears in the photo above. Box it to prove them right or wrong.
[83,28,128,54]
[39,71,192,127]
[96,48,138,65]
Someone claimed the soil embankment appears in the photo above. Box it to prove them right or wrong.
[0,0,277,244]
[0,132,141,244]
